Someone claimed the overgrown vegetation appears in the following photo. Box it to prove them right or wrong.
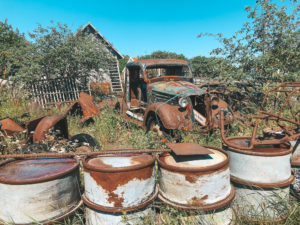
[1,87,300,225]
[198,0,299,81]
[0,0,299,224]
[0,21,114,85]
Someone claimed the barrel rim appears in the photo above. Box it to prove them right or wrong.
[157,145,229,173]
[82,153,156,173]
[158,184,235,212]
[231,174,294,188]
[223,136,292,156]
[0,157,79,184]
[0,200,83,225]
[82,185,158,213]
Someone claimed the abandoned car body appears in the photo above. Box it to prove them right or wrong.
[120,59,234,135]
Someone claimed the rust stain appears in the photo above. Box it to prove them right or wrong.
[188,195,208,206]
[0,158,76,181]
[107,192,124,207]
[185,174,199,183]
[86,164,154,207]
[159,152,229,176]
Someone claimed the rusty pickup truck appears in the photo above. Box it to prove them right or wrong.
[118,59,234,136]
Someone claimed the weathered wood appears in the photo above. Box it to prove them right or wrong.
[31,76,90,106]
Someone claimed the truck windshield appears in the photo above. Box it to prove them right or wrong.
[145,65,191,79]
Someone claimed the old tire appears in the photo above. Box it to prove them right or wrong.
[69,133,100,149]
[22,143,49,154]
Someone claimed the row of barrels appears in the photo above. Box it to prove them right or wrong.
[0,139,298,224]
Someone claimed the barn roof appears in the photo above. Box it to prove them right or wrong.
[77,22,123,59]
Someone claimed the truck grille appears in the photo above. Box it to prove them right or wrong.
[151,91,178,105]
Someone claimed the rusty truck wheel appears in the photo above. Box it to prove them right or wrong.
[146,115,182,141]
[146,115,165,137]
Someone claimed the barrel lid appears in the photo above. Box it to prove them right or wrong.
[166,143,214,156]
[0,158,79,184]
[83,154,155,172]
[158,146,229,172]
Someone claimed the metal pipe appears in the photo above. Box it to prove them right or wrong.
[0,148,170,159]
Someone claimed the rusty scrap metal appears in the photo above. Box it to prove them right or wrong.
[0,118,25,137]
[0,148,169,159]
[220,83,300,149]
[199,79,264,116]
[166,143,214,155]
[258,82,300,136]
[67,92,99,123]
[24,116,45,141]
[33,115,69,144]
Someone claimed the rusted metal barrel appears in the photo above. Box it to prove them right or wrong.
[291,139,300,197]
[82,153,157,225]
[223,137,293,222]
[157,146,235,225]
[0,158,82,224]
[85,206,154,225]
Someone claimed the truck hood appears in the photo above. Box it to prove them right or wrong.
[149,81,205,97]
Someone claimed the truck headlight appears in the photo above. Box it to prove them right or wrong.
[178,97,188,108]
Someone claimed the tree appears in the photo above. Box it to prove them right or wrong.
[0,19,32,79]
[118,55,130,73]
[198,0,299,81]
[139,50,187,60]
[190,56,236,79]
[26,21,114,80]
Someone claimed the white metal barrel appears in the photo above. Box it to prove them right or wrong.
[85,205,154,225]
[82,153,157,225]
[223,136,293,221]
[159,205,234,225]
[291,139,300,196]
[224,137,293,184]
[0,158,82,224]
[157,145,234,225]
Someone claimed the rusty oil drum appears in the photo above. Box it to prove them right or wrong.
[223,137,293,222]
[82,154,157,225]
[0,158,82,224]
[291,139,300,197]
[157,146,235,225]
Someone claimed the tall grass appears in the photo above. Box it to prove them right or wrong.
[1,88,300,224]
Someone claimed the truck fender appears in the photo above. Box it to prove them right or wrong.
[143,103,192,130]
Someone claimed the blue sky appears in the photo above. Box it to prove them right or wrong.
[0,0,255,58]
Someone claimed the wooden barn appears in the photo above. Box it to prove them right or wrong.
[31,22,124,106]
[77,22,124,93]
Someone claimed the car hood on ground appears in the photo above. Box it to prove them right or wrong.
[149,80,206,97]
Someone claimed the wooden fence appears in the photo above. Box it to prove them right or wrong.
[31,76,91,106]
